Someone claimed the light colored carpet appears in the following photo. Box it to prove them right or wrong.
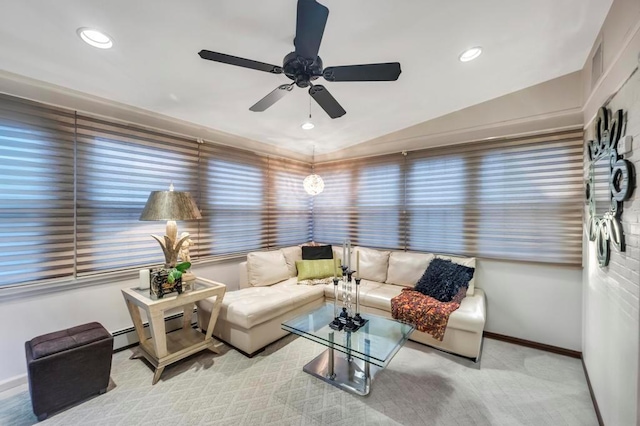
[0,335,597,426]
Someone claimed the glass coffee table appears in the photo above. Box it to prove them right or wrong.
[282,303,414,395]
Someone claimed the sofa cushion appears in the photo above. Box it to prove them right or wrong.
[438,255,477,296]
[355,247,390,282]
[360,283,404,311]
[386,251,435,287]
[296,259,341,281]
[323,279,383,301]
[281,246,302,277]
[415,258,475,302]
[222,285,324,329]
[302,245,333,260]
[247,250,289,287]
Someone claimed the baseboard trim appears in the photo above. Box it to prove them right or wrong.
[581,358,605,426]
[483,331,581,359]
[0,374,27,394]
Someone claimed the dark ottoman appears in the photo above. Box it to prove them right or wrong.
[25,322,113,421]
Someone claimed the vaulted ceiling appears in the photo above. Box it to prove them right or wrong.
[0,0,612,155]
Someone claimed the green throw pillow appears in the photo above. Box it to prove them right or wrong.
[296,259,342,282]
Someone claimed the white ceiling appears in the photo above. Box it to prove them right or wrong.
[0,0,612,155]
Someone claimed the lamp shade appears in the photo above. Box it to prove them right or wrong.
[139,190,202,221]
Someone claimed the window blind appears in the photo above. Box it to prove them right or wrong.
[0,95,76,284]
[267,157,312,247]
[75,115,199,275]
[1,93,313,287]
[313,129,584,265]
[406,130,584,264]
[199,143,267,256]
[314,154,405,250]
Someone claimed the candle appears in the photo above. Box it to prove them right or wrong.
[342,242,346,268]
[334,257,338,278]
[347,240,351,270]
[139,269,150,290]
[356,251,360,279]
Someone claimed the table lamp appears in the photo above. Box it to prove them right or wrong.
[139,183,202,268]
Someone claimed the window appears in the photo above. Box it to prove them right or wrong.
[200,145,266,256]
[268,157,312,247]
[75,115,199,275]
[312,165,354,244]
[1,93,313,287]
[0,95,75,284]
[356,161,403,249]
[312,129,584,265]
[314,155,404,250]
[473,138,583,263]
[406,155,466,254]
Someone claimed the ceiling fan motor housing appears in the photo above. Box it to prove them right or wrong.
[283,52,323,87]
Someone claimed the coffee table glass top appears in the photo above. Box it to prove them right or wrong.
[282,303,414,368]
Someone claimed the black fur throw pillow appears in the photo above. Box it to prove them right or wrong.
[414,258,475,302]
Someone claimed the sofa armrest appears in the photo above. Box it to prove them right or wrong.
[238,261,250,289]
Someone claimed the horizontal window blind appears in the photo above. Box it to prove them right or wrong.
[75,115,199,275]
[314,129,584,265]
[407,130,584,264]
[0,95,76,284]
[199,144,267,256]
[2,92,312,287]
[313,163,354,245]
[314,154,405,250]
[267,157,312,247]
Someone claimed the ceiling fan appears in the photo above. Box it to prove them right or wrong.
[198,0,401,119]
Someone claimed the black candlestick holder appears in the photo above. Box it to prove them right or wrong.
[327,271,368,333]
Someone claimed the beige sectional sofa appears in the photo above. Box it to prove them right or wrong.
[197,246,486,360]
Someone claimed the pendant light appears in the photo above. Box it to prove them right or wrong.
[303,146,324,196]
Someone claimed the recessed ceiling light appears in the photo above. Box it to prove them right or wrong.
[301,121,315,130]
[459,47,482,62]
[77,28,113,49]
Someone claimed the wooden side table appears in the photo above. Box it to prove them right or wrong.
[121,277,226,385]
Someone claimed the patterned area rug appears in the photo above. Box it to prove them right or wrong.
[0,335,597,425]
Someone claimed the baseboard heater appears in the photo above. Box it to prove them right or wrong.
[111,308,198,352]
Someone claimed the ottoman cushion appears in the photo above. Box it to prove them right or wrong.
[29,322,111,360]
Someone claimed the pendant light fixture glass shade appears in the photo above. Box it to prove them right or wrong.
[303,173,325,195]
[304,146,324,196]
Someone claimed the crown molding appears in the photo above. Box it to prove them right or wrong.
[316,107,583,163]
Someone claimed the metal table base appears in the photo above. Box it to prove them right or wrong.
[302,332,380,396]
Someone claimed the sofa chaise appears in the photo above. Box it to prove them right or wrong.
[197,246,486,360]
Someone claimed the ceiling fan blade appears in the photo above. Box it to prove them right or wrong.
[198,50,283,74]
[249,85,294,112]
[309,85,345,119]
[323,62,402,82]
[294,0,329,59]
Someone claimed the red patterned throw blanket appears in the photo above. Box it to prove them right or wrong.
[391,287,467,341]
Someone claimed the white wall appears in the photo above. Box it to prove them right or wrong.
[580,0,640,424]
[582,71,640,426]
[0,259,242,391]
[478,259,583,351]
[0,252,586,390]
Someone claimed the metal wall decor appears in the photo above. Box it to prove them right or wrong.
[586,106,635,267]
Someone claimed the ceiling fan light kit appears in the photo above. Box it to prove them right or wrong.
[198,0,402,120]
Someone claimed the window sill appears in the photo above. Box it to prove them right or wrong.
[0,254,246,302]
